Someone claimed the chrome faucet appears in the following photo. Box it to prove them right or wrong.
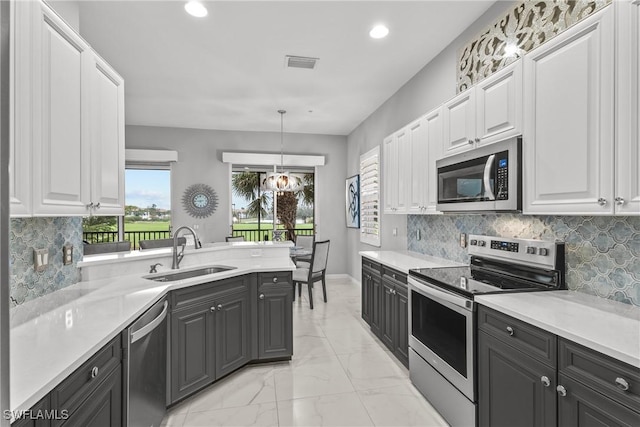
[172,226,201,269]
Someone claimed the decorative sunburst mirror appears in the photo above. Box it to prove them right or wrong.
[182,184,218,218]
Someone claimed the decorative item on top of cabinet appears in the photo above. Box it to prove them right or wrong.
[523,5,615,215]
[10,0,125,217]
[615,0,640,215]
[443,60,523,158]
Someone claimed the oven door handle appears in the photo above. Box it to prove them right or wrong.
[483,154,496,200]
[408,277,473,312]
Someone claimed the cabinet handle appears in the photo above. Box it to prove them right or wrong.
[272,277,278,283]
[90,366,99,379]
[86,202,94,209]
[615,377,630,391]
[392,273,396,279]
[210,306,216,312]
[475,137,480,143]
[468,139,474,145]
[597,198,607,206]
[506,326,514,336]
[541,376,550,387]
[556,385,567,397]
[615,197,626,206]
[259,294,265,300]
[94,202,101,209]
[217,304,223,310]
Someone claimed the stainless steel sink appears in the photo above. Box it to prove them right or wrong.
[144,265,236,282]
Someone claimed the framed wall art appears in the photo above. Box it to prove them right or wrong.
[345,175,360,228]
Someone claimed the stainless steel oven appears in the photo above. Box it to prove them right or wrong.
[436,136,521,212]
[408,235,565,427]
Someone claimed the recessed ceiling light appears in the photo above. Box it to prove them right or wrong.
[369,24,389,39]
[185,1,208,18]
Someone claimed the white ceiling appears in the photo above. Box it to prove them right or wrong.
[77,1,495,135]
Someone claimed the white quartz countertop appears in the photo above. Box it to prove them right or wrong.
[359,250,465,273]
[10,255,295,415]
[476,291,640,368]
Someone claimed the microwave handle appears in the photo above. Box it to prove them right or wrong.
[483,154,496,200]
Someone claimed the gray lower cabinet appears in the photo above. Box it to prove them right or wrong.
[11,396,51,427]
[380,267,409,368]
[361,258,382,337]
[257,272,293,360]
[169,275,252,403]
[478,305,640,427]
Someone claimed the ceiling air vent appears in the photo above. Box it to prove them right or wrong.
[285,55,319,70]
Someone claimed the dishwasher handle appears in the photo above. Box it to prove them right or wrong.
[131,301,168,344]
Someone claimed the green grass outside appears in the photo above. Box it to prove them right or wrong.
[124,221,171,232]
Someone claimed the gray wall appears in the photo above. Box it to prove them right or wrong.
[126,125,348,275]
[346,1,515,279]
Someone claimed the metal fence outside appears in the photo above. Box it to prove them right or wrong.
[83,230,172,250]
[231,227,314,242]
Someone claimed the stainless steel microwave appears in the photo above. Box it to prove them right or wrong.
[436,136,522,212]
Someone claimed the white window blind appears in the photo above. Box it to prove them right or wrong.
[360,146,381,247]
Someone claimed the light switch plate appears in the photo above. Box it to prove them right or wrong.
[33,248,49,272]
[63,244,73,265]
[460,233,467,248]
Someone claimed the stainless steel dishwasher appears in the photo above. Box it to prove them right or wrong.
[125,297,168,427]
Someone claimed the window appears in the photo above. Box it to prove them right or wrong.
[360,146,381,247]
[231,169,314,242]
[82,167,172,249]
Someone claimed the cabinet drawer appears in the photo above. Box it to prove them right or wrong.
[478,306,556,366]
[171,275,249,311]
[257,272,291,288]
[559,338,640,412]
[50,336,121,423]
[362,258,381,274]
[381,266,407,284]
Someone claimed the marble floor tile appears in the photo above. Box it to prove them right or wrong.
[160,411,186,427]
[273,355,355,400]
[357,384,448,427]
[187,365,276,412]
[290,334,336,361]
[323,324,384,355]
[277,392,374,427]
[338,348,409,391]
[182,403,279,427]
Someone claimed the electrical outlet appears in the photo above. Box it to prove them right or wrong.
[460,233,467,248]
[393,227,398,237]
[63,244,73,265]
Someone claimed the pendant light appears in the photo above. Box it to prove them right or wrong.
[265,110,302,192]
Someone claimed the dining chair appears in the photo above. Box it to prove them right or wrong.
[294,235,314,269]
[292,240,330,309]
[225,236,245,242]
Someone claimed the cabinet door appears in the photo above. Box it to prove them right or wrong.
[476,60,523,146]
[395,128,409,213]
[394,285,409,368]
[424,107,444,213]
[9,0,33,216]
[370,274,382,338]
[31,3,92,215]
[380,279,395,351]
[478,331,557,427]
[382,134,397,213]
[170,303,215,402]
[361,267,372,325]
[443,88,475,156]
[90,54,124,215]
[258,283,293,360]
[407,117,427,214]
[61,365,122,427]
[558,374,640,426]
[616,0,640,215]
[215,290,251,378]
[12,395,51,427]
[523,6,614,215]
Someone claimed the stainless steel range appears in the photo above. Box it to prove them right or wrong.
[407,235,565,427]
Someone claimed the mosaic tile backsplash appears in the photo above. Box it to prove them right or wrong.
[9,217,83,307]
[407,215,640,307]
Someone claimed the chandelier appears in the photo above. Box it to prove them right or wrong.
[265,110,302,192]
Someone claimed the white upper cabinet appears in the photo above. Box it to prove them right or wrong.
[615,0,640,215]
[523,5,615,215]
[90,55,125,215]
[383,128,409,214]
[407,117,427,214]
[443,60,523,157]
[10,0,125,217]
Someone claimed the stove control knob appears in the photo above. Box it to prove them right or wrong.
[470,239,477,246]
[478,240,486,247]
[539,248,549,256]
[526,246,537,255]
